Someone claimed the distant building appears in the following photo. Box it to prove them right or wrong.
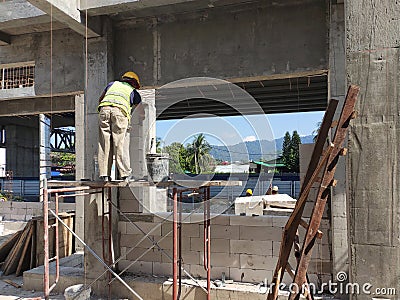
[250,157,287,174]
[214,163,249,173]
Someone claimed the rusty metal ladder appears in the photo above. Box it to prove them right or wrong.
[268,85,360,300]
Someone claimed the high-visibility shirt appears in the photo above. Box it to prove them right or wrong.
[98,81,134,120]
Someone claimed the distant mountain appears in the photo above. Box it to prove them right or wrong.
[209,135,315,162]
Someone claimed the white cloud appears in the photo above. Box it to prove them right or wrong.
[243,135,256,142]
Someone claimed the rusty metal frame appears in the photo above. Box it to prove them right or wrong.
[43,183,144,300]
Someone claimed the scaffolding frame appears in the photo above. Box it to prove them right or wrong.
[43,179,240,300]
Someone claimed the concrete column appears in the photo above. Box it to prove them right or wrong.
[5,120,39,177]
[329,0,349,288]
[77,17,117,296]
[346,1,400,298]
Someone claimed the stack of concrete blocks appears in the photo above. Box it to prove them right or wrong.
[123,88,167,213]
[0,201,75,221]
[117,213,332,286]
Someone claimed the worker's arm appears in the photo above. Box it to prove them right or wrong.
[131,90,145,122]
[99,82,113,103]
[98,90,106,103]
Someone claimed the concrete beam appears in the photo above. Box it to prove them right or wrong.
[0,0,45,24]
[0,31,10,45]
[27,0,100,38]
[0,95,76,117]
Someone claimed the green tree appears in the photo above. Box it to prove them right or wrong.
[186,134,211,174]
[281,131,301,173]
[163,142,185,174]
[282,131,292,170]
[290,130,301,173]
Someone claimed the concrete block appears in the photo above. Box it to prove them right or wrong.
[271,216,289,228]
[230,240,272,255]
[126,221,162,236]
[120,234,161,248]
[229,268,271,283]
[239,226,282,241]
[126,247,162,263]
[204,252,239,268]
[118,259,152,274]
[234,197,264,216]
[10,214,26,221]
[11,202,27,209]
[16,208,27,215]
[210,214,230,225]
[230,215,273,227]
[191,237,229,253]
[153,262,172,276]
[211,225,239,239]
[181,251,200,265]
[120,198,141,212]
[118,221,127,234]
[182,223,200,238]
[239,254,276,270]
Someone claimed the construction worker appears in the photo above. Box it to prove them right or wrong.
[97,71,145,182]
[271,186,279,195]
[245,189,253,196]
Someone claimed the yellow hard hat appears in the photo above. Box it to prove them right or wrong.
[122,71,140,88]
[246,189,253,195]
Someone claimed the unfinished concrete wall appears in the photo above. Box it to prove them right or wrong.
[117,213,331,286]
[0,29,84,96]
[114,0,328,86]
[346,1,400,298]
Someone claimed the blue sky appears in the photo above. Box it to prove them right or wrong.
[156,111,324,146]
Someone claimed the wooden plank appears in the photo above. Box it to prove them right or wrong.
[0,231,22,262]
[3,221,32,275]
[30,219,37,269]
[268,99,339,300]
[16,225,33,276]
[3,279,22,288]
[289,85,359,300]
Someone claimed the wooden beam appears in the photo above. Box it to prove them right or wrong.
[289,85,360,300]
[267,99,338,300]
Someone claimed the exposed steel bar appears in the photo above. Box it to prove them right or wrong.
[49,193,60,293]
[102,188,106,268]
[178,191,182,299]
[206,187,211,300]
[43,181,49,300]
[108,187,112,300]
[172,188,178,300]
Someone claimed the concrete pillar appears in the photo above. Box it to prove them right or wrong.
[77,17,117,296]
[346,1,400,298]
[5,120,39,177]
[329,0,349,288]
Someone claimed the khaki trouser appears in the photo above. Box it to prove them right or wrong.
[98,106,132,178]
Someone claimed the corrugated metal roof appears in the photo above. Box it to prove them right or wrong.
[156,73,328,120]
